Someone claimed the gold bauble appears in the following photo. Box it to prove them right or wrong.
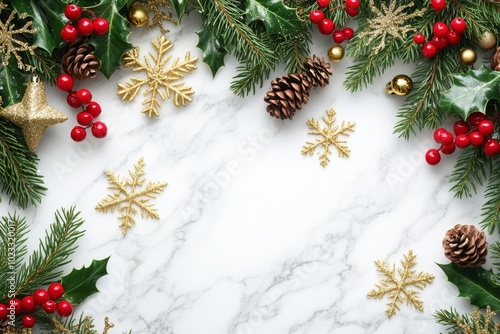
[327,45,344,62]
[385,74,413,96]
[477,31,497,50]
[128,5,149,27]
[460,48,477,66]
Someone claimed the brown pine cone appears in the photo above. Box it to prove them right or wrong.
[61,39,100,80]
[491,46,500,71]
[442,224,488,268]
[264,73,311,120]
[302,55,332,88]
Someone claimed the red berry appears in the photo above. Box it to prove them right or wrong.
[309,10,324,24]
[342,27,354,40]
[439,130,454,145]
[333,30,345,44]
[77,18,93,37]
[64,4,81,21]
[441,142,456,155]
[76,88,92,105]
[61,24,78,43]
[93,18,109,35]
[422,42,438,58]
[469,131,484,146]
[433,127,446,143]
[91,121,108,138]
[484,138,500,156]
[345,0,360,9]
[77,111,94,126]
[433,22,449,38]
[478,120,494,137]
[446,31,461,45]
[21,296,36,313]
[56,300,73,317]
[318,19,335,35]
[67,91,82,108]
[33,289,49,305]
[432,36,448,50]
[453,120,470,135]
[48,282,65,300]
[451,17,467,34]
[86,101,102,118]
[71,126,87,142]
[430,0,446,11]
[467,111,487,127]
[317,0,330,7]
[0,304,7,319]
[9,298,21,314]
[426,149,441,165]
[455,133,470,149]
[413,33,426,44]
[22,314,36,328]
[57,74,74,92]
[345,6,359,17]
[43,300,57,314]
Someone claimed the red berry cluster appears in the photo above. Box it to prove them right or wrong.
[57,74,107,142]
[414,1,466,59]
[0,282,72,328]
[61,4,109,42]
[425,112,500,165]
[309,0,359,44]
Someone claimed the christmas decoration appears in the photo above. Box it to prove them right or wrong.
[302,55,332,88]
[385,74,413,96]
[356,0,425,55]
[0,77,67,152]
[442,224,488,268]
[308,0,359,42]
[301,109,355,167]
[491,47,500,71]
[117,36,198,118]
[128,4,149,27]
[264,73,310,120]
[327,45,344,62]
[367,250,435,318]
[435,306,500,333]
[141,0,177,34]
[95,158,168,235]
[460,48,477,66]
[477,31,497,51]
[61,40,100,81]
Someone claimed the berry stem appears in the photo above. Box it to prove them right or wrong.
[82,7,97,20]
[329,4,345,12]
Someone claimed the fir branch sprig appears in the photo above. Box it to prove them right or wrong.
[480,156,500,234]
[435,306,500,333]
[449,146,491,200]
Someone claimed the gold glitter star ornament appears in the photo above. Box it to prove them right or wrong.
[0,77,67,152]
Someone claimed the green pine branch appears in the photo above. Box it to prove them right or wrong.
[36,312,133,334]
[449,146,490,199]
[481,155,500,234]
[490,241,500,277]
[435,306,500,333]
[0,118,46,209]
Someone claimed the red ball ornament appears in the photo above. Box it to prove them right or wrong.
[430,0,446,11]
[48,282,65,300]
[433,127,446,143]
[413,33,426,44]
[333,30,345,44]
[451,17,467,34]
[61,24,78,43]
[64,4,82,21]
[455,134,470,149]
[342,27,354,40]
[478,120,494,136]
[22,315,36,328]
[426,149,441,165]
[77,18,93,37]
[345,0,360,9]
[467,111,487,127]
[43,300,57,314]
[309,10,324,24]
[439,130,454,145]
[67,91,82,108]
[469,131,484,146]
[56,300,73,317]
[484,138,500,156]
[317,0,330,7]
[33,289,49,305]
[76,88,92,105]
[345,6,359,17]
[91,121,108,138]
[453,120,470,135]
[441,142,456,155]
[71,126,87,142]
[318,19,335,35]
[0,304,7,319]
[9,298,21,314]
[86,101,102,118]
[433,22,449,38]
[422,42,438,58]
[432,36,448,50]
[77,111,94,126]
[21,296,36,313]
[56,74,74,92]
[446,31,461,45]
[93,18,109,35]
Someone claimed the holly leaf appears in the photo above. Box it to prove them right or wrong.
[86,0,133,79]
[171,0,189,20]
[36,0,68,48]
[0,58,27,108]
[196,20,227,77]
[245,0,301,36]
[440,65,500,120]
[116,0,135,10]
[438,263,500,311]
[60,257,110,305]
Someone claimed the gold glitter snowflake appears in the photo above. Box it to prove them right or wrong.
[117,36,198,118]
[0,0,37,68]
[301,109,355,167]
[457,306,500,334]
[52,316,115,334]
[357,0,425,54]
[95,158,167,235]
[367,250,435,318]
[145,0,178,34]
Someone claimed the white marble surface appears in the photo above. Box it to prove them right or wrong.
[0,14,490,334]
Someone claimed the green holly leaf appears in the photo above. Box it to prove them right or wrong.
[245,0,301,36]
[0,58,27,108]
[440,65,500,120]
[438,263,500,311]
[116,0,135,10]
[196,20,227,77]
[60,257,110,305]
[171,0,189,20]
[86,0,133,79]
[37,0,68,48]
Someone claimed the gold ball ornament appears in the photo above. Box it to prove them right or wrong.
[460,48,477,66]
[385,74,413,96]
[477,31,497,50]
[128,5,149,27]
[327,45,344,62]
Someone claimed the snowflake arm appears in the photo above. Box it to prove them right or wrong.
[0,9,37,69]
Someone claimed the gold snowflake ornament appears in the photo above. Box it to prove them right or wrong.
[95,158,168,235]
[0,0,37,68]
[357,0,425,54]
[367,250,435,318]
[145,0,178,34]
[457,306,500,334]
[301,109,355,167]
[117,36,198,118]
